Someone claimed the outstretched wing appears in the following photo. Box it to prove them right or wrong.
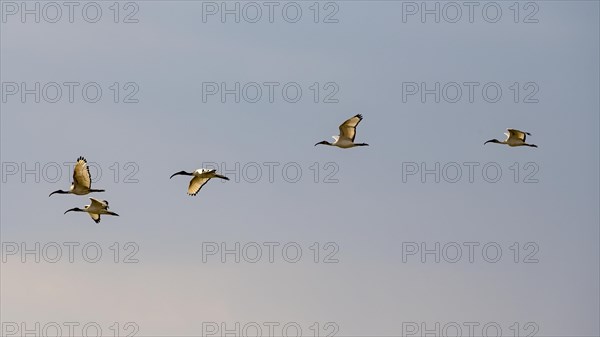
[188,176,210,196]
[73,156,92,189]
[338,114,363,142]
[89,197,108,210]
[507,129,530,142]
[88,213,101,223]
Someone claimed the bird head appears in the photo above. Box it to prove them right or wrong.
[484,139,501,145]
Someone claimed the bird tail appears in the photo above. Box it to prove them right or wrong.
[89,189,105,193]
[215,174,230,180]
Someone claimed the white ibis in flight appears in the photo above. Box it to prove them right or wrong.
[64,198,119,223]
[49,156,105,196]
[170,168,230,196]
[315,114,369,148]
[485,129,538,148]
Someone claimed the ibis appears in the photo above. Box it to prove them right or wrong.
[485,129,538,148]
[170,168,230,196]
[49,156,105,196]
[64,198,119,223]
[315,114,369,148]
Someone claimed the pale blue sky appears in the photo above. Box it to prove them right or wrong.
[1,1,599,336]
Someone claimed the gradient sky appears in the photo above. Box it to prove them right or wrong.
[1,1,599,336]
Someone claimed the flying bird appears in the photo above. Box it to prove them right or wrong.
[485,129,538,148]
[315,114,369,148]
[64,198,119,223]
[170,168,230,196]
[49,156,105,196]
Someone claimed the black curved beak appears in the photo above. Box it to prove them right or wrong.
[49,190,66,197]
[64,207,80,214]
[484,139,497,145]
[170,171,191,179]
[315,141,328,146]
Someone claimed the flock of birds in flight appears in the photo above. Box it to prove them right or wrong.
[48,114,537,223]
